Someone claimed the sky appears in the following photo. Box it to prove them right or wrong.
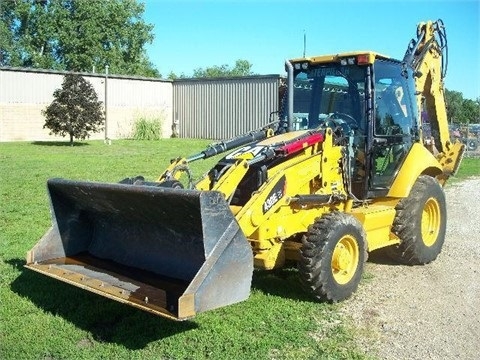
[143,0,480,100]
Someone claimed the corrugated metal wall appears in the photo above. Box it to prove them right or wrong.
[173,76,280,139]
[0,67,172,106]
[0,67,172,141]
[0,69,68,104]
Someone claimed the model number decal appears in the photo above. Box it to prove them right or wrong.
[225,144,266,160]
[263,176,286,214]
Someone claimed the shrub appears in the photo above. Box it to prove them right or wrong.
[132,117,162,140]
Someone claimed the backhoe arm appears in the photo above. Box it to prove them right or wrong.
[404,19,464,179]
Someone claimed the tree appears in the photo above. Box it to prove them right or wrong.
[43,74,105,146]
[445,89,464,124]
[1,0,159,77]
[192,59,254,78]
[167,71,181,80]
[462,98,480,124]
[445,89,480,124]
[167,59,254,79]
[0,0,18,66]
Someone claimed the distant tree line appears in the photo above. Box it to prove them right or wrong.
[167,59,254,79]
[445,90,480,125]
[1,1,478,115]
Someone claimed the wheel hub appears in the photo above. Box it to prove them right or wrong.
[331,235,359,285]
[422,197,441,247]
[333,244,351,270]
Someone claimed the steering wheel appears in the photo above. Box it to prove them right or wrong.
[327,112,358,128]
[322,113,359,138]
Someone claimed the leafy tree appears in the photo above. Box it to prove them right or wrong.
[1,0,159,77]
[192,59,254,78]
[0,0,18,66]
[445,89,464,123]
[445,89,480,124]
[168,59,254,79]
[167,71,181,80]
[43,74,105,146]
[462,98,480,124]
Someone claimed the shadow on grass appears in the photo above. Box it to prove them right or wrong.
[31,141,89,146]
[9,260,324,350]
[251,252,404,301]
[8,259,197,349]
[251,267,315,303]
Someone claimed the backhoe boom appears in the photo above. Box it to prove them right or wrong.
[403,19,464,179]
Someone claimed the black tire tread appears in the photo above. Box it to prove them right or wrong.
[388,175,446,265]
[299,212,367,302]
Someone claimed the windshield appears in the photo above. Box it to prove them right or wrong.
[292,64,367,133]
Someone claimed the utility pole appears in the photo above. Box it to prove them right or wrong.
[303,30,306,58]
[104,65,111,145]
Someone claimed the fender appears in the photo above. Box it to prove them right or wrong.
[387,143,443,198]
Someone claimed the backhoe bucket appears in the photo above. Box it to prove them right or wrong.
[26,179,253,320]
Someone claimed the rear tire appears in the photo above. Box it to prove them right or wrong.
[387,175,446,265]
[299,212,366,302]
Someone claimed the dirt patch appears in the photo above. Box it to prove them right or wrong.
[341,177,480,360]
[77,338,95,349]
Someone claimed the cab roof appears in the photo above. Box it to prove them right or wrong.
[289,51,395,65]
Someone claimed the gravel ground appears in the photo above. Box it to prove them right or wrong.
[340,177,480,360]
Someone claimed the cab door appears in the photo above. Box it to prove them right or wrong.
[368,60,418,197]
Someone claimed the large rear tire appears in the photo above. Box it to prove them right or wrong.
[299,212,367,302]
[387,175,446,265]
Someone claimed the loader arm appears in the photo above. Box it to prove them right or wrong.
[404,19,464,180]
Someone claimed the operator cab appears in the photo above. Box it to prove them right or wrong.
[290,62,365,133]
[286,53,419,200]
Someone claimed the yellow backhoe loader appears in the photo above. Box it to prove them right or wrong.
[26,20,464,320]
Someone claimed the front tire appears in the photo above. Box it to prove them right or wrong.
[387,175,446,265]
[299,212,367,302]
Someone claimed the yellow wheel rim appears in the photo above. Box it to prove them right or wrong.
[422,197,441,247]
[331,235,359,285]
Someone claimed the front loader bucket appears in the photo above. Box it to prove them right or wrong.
[26,179,253,320]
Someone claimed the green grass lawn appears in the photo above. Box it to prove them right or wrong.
[1,140,478,360]
[455,153,480,179]
[1,139,371,360]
